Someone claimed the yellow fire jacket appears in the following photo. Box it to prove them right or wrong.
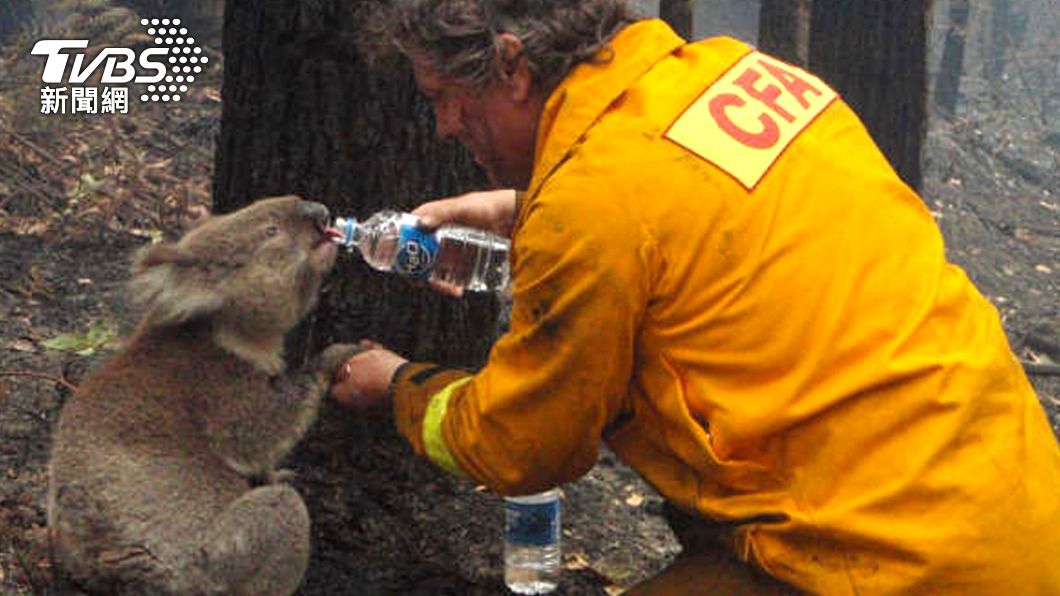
[392,19,1060,593]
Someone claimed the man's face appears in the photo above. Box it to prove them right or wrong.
[410,54,537,188]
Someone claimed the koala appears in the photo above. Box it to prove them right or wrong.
[47,196,360,595]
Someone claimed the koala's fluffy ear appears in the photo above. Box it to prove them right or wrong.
[130,244,224,328]
[132,244,197,272]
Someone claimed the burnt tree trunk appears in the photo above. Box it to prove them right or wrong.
[981,0,1030,111]
[660,0,694,39]
[215,0,509,593]
[808,0,930,191]
[0,0,32,44]
[757,0,810,66]
[934,0,971,117]
[215,3,496,365]
[694,0,759,42]
[983,0,1026,83]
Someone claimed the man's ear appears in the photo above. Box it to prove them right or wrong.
[496,33,532,103]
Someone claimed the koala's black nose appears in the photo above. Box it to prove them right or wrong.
[297,201,330,227]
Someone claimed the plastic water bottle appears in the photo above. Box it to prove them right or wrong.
[331,210,510,293]
[504,489,561,594]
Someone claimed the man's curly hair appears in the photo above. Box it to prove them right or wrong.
[362,0,640,92]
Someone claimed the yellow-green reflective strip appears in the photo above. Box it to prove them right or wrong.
[423,377,472,478]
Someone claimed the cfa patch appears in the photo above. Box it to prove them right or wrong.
[665,50,837,190]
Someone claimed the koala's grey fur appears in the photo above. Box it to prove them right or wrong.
[48,196,360,595]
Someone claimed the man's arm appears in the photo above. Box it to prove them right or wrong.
[335,184,650,495]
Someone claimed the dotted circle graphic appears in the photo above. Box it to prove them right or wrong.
[138,17,206,103]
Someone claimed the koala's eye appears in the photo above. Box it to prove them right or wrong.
[265,224,281,237]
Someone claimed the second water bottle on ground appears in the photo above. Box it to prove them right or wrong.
[332,210,510,293]
[504,489,561,594]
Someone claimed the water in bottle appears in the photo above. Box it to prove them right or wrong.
[330,210,510,293]
[504,489,561,594]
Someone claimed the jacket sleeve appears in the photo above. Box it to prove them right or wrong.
[391,182,652,495]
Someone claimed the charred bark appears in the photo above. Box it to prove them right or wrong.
[808,0,930,191]
[934,0,970,117]
[660,0,694,40]
[983,0,1027,82]
[757,0,809,66]
[215,0,502,592]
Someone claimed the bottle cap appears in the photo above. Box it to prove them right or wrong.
[331,217,361,248]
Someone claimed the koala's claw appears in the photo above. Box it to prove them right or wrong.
[248,468,296,487]
[270,469,297,484]
[315,343,365,379]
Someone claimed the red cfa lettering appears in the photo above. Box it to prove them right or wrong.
[708,58,826,150]
[664,51,837,189]
[708,93,780,150]
[757,59,823,109]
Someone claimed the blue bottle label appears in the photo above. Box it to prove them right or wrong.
[394,220,438,280]
[505,498,560,547]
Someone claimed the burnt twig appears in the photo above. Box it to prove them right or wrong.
[0,371,78,392]
[1022,361,1060,377]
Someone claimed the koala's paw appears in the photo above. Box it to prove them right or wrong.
[314,343,364,380]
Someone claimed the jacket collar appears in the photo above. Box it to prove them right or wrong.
[526,19,685,199]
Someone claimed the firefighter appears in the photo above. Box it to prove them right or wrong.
[332,1,1060,592]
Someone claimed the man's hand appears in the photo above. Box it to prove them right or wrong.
[411,189,519,238]
[330,340,409,411]
[410,189,519,298]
